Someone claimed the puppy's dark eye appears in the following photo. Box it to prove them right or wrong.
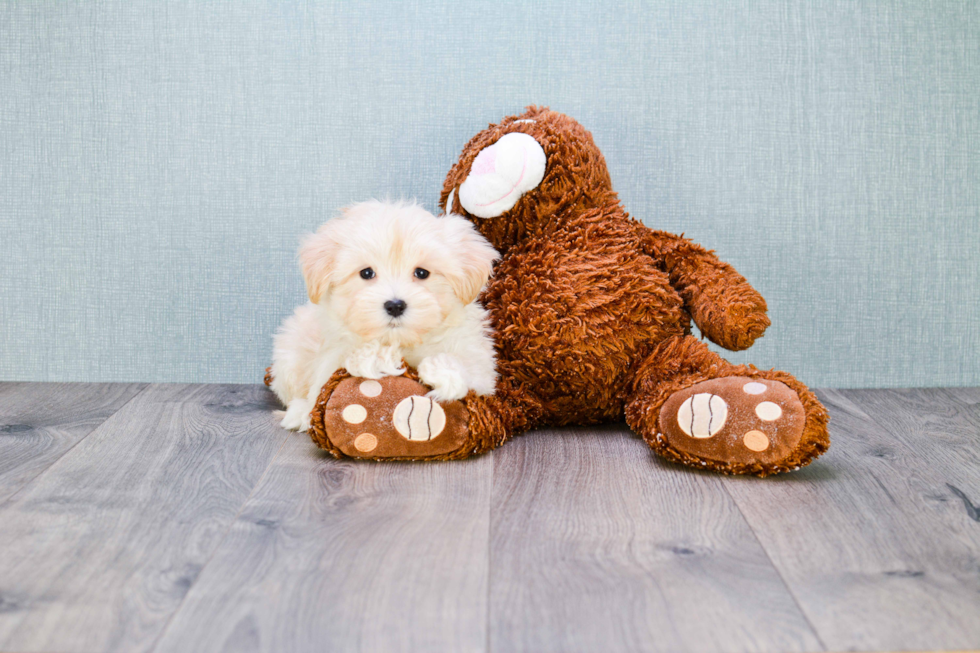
[359,268,375,280]
[414,268,430,280]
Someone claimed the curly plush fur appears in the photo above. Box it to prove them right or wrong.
[438,106,828,475]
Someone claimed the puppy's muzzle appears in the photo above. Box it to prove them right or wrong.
[384,299,407,318]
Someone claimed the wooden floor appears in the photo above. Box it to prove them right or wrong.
[0,384,977,653]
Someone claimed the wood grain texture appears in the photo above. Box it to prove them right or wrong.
[0,384,287,653]
[0,382,146,503]
[153,433,492,653]
[724,388,980,652]
[1,383,978,653]
[852,387,980,492]
[488,424,822,653]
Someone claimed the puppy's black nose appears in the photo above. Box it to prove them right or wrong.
[384,299,407,317]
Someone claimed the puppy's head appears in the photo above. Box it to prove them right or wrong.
[300,200,499,346]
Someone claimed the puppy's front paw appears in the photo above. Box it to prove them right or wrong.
[418,354,469,402]
[281,399,314,431]
[345,344,405,379]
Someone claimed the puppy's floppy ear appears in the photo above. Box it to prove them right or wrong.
[442,215,500,304]
[299,220,342,303]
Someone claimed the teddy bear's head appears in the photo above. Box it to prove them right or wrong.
[440,106,618,253]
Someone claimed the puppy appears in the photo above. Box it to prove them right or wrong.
[271,200,500,431]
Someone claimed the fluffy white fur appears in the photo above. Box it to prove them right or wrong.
[271,200,500,431]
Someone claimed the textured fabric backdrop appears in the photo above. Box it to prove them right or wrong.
[1,0,977,387]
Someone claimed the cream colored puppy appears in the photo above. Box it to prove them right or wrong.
[271,200,500,431]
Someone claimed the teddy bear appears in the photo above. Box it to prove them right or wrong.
[302,106,829,476]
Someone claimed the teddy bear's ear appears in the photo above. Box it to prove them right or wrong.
[457,132,546,218]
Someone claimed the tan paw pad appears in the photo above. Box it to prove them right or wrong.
[342,404,367,424]
[755,401,782,421]
[743,430,769,452]
[354,433,378,452]
[359,380,383,397]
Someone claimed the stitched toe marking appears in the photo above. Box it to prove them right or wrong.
[676,393,728,438]
[393,396,447,441]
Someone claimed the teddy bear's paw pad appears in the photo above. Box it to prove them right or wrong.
[323,376,469,459]
[658,376,805,466]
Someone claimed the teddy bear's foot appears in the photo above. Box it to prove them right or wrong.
[654,376,822,474]
[312,375,472,460]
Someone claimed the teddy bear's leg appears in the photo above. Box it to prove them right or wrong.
[307,369,538,461]
[625,335,829,476]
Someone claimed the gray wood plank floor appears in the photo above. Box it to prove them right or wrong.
[0,382,146,504]
[0,384,977,653]
[155,435,491,653]
[724,388,980,653]
[489,424,821,653]
[0,384,287,653]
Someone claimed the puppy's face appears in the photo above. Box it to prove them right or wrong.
[300,201,498,346]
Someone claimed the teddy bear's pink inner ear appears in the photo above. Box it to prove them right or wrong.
[458,132,546,218]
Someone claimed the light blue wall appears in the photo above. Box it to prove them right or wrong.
[1,1,977,387]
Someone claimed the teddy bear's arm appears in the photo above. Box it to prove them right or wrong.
[641,229,770,351]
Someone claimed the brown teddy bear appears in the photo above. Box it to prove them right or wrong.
[303,106,829,476]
